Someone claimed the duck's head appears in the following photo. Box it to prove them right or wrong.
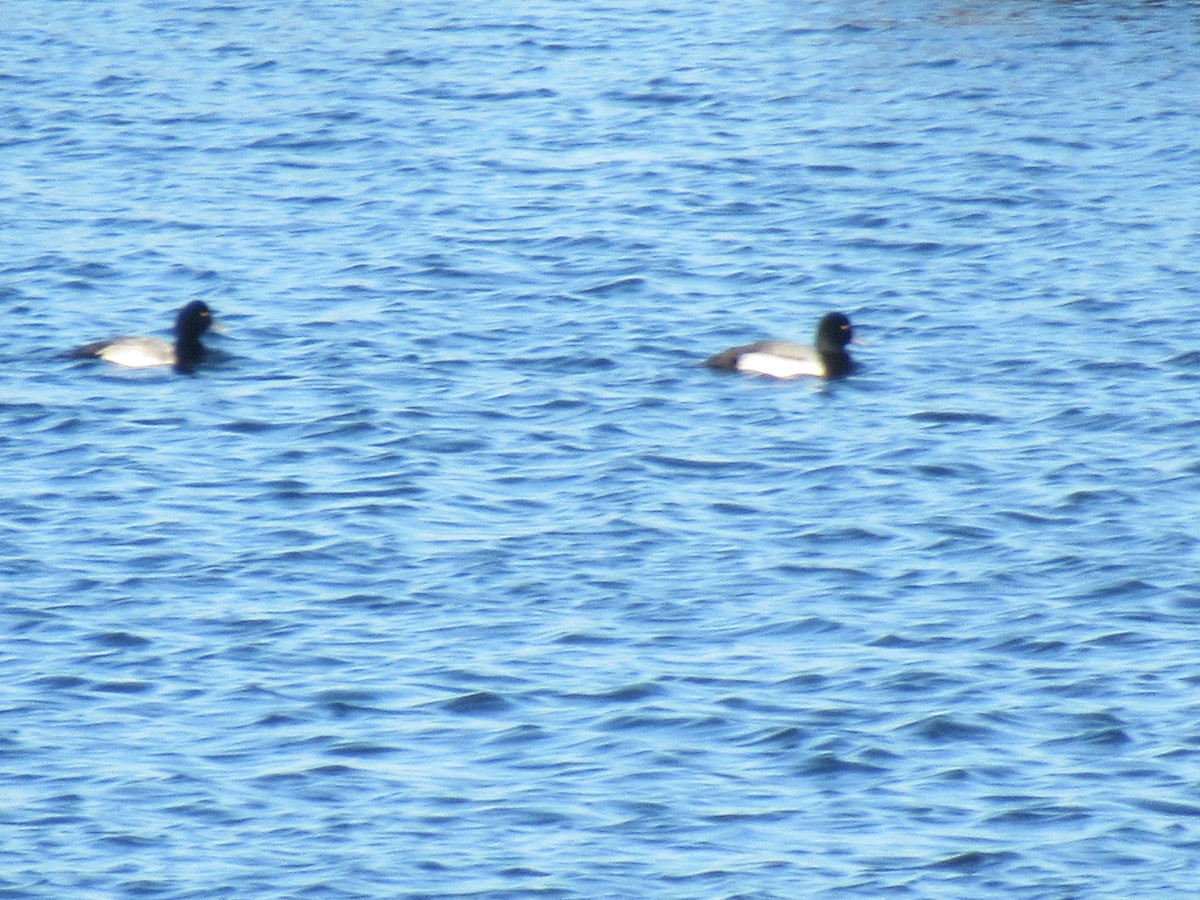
[815,312,853,352]
[175,300,214,340]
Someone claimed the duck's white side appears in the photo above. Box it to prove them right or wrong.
[732,345,824,379]
[94,337,175,368]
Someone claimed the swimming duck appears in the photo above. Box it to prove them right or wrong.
[69,300,215,373]
[704,311,855,379]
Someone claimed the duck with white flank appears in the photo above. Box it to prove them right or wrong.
[69,301,216,374]
[705,312,855,380]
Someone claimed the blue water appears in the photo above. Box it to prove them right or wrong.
[5,1,1200,896]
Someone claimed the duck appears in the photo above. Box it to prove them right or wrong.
[704,311,855,379]
[68,300,215,373]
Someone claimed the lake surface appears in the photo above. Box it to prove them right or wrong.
[4,1,1200,896]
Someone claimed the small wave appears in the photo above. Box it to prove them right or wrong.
[568,681,663,704]
[926,850,1019,872]
[325,741,398,757]
[578,275,645,296]
[90,681,153,695]
[800,751,886,776]
[909,410,1004,425]
[441,690,512,715]
[86,630,152,649]
[899,712,996,743]
[1134,799,1200,818]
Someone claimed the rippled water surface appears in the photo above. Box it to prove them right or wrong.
[5,1,1200,896]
